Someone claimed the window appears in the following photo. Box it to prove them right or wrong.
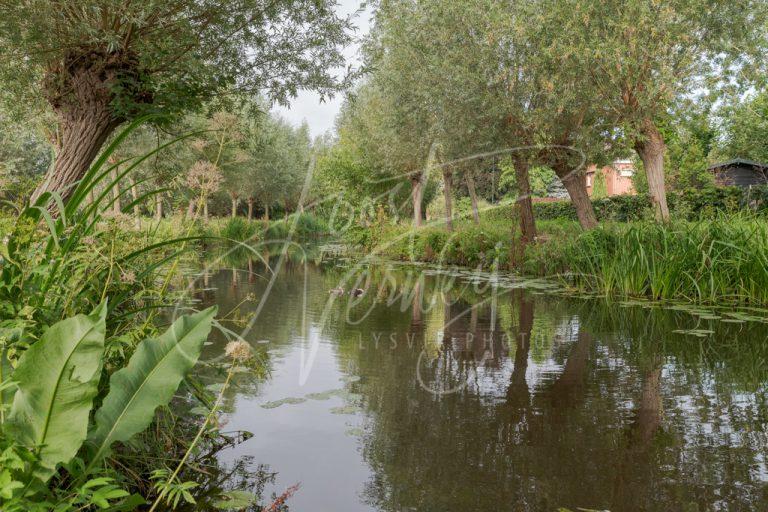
[619,168,633,177]
[586,175,593,186]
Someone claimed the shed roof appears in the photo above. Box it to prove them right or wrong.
[708,158,768,171]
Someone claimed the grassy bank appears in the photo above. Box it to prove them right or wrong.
[350,214,768,306]
[198,212,330,242]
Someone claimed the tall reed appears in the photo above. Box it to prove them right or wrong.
[525,214,768,305]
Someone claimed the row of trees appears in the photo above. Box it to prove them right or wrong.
[0,104,313,221]
[110,106,313,221]
[318,0,766,241]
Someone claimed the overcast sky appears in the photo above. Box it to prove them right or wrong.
[272,0,372,138]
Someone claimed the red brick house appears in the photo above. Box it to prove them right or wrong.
[585,160,636,197]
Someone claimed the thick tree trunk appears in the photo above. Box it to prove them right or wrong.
[442,168,454,232]
[264,204,270,222]
[247,197,254,220]
[553,162,598,230]
[231,195,238,218]
[155,194,163,221]
[635,118,670,221]
[410,173,424,228]
[33,58,124,206]
[465,171,481,225]
[512,156,537,245]
[32,116,119,206]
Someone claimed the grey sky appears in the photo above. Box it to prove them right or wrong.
[272,0,372,138]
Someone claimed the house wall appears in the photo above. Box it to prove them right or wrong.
[585,161,636,197]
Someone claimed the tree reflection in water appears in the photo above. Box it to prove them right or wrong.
[194,257,768,512]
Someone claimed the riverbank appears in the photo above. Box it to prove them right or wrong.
[347,214,768,306]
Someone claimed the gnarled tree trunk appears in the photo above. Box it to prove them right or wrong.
[442,168,454,232]
[553,162,598,230]
[512,156,537,245]
[32,52,129,206]
[635,118,670,221]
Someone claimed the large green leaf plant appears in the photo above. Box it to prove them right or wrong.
[0,303,216,509]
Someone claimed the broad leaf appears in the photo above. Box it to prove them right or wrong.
[7,303,107,481]
[86,306,217,469]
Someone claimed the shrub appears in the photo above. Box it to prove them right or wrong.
[265,212,329,239]
[218,216,262,241]
[532,194,653,222]
[522,186,768,222]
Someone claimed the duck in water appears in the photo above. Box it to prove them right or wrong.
[349,288,365,297]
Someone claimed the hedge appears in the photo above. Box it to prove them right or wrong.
[486,186,768,222]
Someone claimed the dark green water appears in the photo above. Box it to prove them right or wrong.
[192,253,768,511]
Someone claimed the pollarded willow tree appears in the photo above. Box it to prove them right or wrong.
[366,0,538,235]
[335,82,435,227]
[362,28,438,228]
[0,0,352,205]
[549,0,766,220]
[507,0,624,230]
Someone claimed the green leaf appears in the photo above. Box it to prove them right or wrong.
[212,490,256,510]
[85,307,217,470]
[6,303,107,481]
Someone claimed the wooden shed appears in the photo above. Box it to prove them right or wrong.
[709,159,768,187]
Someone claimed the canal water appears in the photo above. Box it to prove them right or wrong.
[190,252,767,511]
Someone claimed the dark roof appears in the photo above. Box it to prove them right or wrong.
[708,158,768,171]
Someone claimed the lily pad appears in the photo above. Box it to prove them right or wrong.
[261,397,307,409]
[723,311,767,323]
[212,490,256,510]
[330,405,362,415]
[306,389,345,400]
[672,329,714,338]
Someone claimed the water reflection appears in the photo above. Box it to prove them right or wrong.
[194,255,768,511]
